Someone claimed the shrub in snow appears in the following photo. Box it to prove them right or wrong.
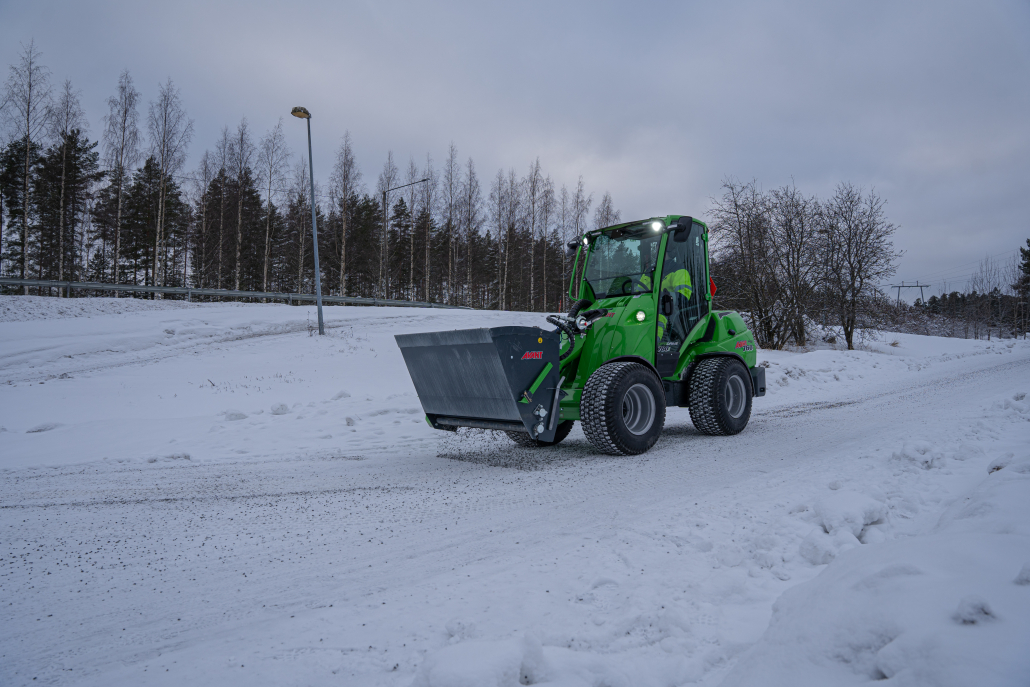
[332,390,351,400]
[223,410,247,421]
[412,636,545,687]
[892,440,945,470]
[270,403,290,415]
[952,595,995,625]
[26,422,61,433]
[814,491,885,539]
[1014,563,1030,586]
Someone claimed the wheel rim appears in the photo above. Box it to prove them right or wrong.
[725,374,747,419]
[621,383,656,435]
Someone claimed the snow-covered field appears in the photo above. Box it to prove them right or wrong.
[1,295,1028,687]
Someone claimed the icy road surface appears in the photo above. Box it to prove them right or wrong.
[1,296,1028,686]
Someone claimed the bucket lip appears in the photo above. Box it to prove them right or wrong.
[395,325,558,346]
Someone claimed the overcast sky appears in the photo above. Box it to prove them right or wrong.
[3,0,1028,298]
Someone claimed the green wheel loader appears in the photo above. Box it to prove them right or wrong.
[395,215,766,455]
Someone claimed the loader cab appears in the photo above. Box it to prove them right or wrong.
[571,216,710,378]
[655,217,709,376]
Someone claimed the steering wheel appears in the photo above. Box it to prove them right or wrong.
[621,276,649,294]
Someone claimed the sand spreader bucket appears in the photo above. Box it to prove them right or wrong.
[395,326,564,442]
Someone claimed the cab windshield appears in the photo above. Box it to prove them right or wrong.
[584,225,662,298]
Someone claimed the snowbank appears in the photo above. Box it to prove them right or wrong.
[1,296,1028,686]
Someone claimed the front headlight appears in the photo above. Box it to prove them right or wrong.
[635,310,646,322]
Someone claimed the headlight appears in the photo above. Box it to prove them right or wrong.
[582,236,589,245]
[651,221,663,231]
[635,310,646,322]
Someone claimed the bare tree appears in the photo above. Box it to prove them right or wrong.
[405,156,420,299]
[291,156,310,291]
[558,184,571,311]
[593,190,620,230]
[710,179,784,347]
[327,131,356,296]
[441,143,460,304]
[376,152,398,298]
[539,175,555,311]
[525,158,542,309]
[49,80,86,290]
[257,120,291,293]
[215,127,230,288]
[191,151,215,287]
[821,183,901,349]
[768,183,820,345]
[3,40,51,291]
[147,79,193,290]
[229,118,254,291]
[102,70,141,286]
[420,153,437,301]
[968,255,1002,339]
[460,157,482,306]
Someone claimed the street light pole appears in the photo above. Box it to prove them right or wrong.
[291,106,324,335]
[379,177,429,300]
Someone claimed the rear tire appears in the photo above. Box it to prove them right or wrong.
[581,362,666,455]
[688,357,753,435]
[506,420,575,448]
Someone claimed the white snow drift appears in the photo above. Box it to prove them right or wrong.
[1,295,1028,686]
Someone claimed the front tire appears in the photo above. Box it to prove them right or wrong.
[688,357,753,435]
[581,362,666,455]
[506,420,575,448]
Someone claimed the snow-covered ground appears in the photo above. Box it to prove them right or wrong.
[1,295,1028,686]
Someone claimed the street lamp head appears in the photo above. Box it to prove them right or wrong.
[291,106,311,119]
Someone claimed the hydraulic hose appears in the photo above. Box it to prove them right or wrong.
[550,299,593,361]
[548,315,578,361]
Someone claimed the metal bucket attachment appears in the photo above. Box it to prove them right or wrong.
[395,326,562,442]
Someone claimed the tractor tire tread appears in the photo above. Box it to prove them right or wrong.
[581,362,664,455]
[688,357,751,435]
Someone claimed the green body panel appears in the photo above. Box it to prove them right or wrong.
[557,215,757,422]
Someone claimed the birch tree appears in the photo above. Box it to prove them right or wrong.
[525,158,542,309]
[405,156,420,299]
[376,152,398,298]
[460,157,482,306]
[102,70,141,286]
[191,151,215,287]
[49,80,86,289]
[215,127,230,288]
[539,175,555,311]
[558,184,571,311]
[328,131,356,295]
[440,143,459,304]
[3,40,51,291]
[147,79,193,290]
[593,190,620,230]
[229,118,254,290]
[420,153,437,301]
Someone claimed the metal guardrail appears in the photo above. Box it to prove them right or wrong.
[0,278,470,309]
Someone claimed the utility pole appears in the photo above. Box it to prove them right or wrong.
[291,106,324,335]
[891,281,930,307]
[380,177,429,300]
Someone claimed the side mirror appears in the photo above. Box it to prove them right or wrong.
[673,216,693,242]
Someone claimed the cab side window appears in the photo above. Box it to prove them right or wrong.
[658,223,707,344]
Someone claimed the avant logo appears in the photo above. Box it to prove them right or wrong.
[521,351,543,360]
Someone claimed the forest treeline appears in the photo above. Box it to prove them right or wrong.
[3,42,1028,345]
[0,42,619,312]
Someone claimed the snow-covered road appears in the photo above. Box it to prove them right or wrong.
[2,297,1028,686]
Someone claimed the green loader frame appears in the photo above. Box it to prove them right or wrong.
[395,214,765,455]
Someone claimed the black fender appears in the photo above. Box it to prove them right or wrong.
[603,355,662,382]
